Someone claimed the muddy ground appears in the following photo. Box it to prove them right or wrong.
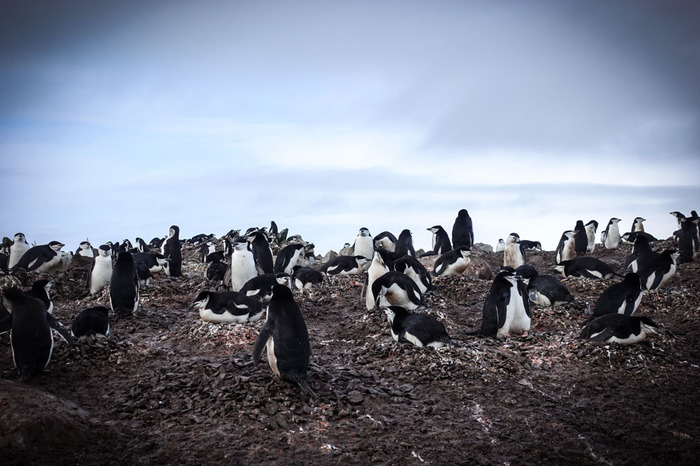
[1,240,699,465]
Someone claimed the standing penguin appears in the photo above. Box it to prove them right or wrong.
[162,225,182,277]
[109,252,139,318]
[75,241,94,258]
[0,288,73,382]
[495,239,506,253]
[395,229,416,257]
[591,272,643,319]
[383,306,451,348]
[601,218,622,250]
[503,233,525,269]
[555,231,577,265]
[366,249,392,310]
[585,220,599,253]
[253,285,315,398]
[452,209,474,250]
[673,217,696,263]
[631,217,646,233]
[8,233,31,269]
[574,221,588,255]
[88,244,113,295]
[352,227,374,260]
[480,269,531,340]
[247,230,274,274]
[230,238,258,292]
[274,243,305,274]
[423,226,451,257]
[11,241,65,273]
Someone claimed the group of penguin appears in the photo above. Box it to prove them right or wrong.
[1,207,697,397]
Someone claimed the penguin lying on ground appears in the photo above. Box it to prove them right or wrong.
[515,265,573,309]
[292,266,324,292]
[72,306,113,338]
[0,287,73,382]
[579,314,658,344]
[433,247,471,277]
[554,257,617,279]
[322,255,368,276]
[590,272,642,320]
[253,285,316,399]
[189,290,263,323]
[383,306,451,348]
[11,241,65,273]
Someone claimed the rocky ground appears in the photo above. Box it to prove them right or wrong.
[1,240,699,465]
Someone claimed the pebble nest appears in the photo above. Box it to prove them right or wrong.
[1,239,699,465]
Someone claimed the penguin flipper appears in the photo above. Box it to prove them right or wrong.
[0,314,12,333]
[584,326,615,342]
[47,314,73,344]
[253,322,274,363]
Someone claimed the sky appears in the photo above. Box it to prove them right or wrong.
[1,0,699,256]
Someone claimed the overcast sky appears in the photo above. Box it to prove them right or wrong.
[1,0,698,256]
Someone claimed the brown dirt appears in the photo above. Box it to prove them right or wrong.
[1,241,699,465]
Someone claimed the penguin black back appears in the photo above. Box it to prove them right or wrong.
[163,225,182,277]
[1,287,72,382]
[452,209,474,250]
[110,252,139,318]
[395,229,416,257]
[253,285,315,398]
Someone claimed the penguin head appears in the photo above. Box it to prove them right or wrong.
[2,287,44,313]
[169,225,180,238]
[189,291,211,310]
[506,233,520,244]
[384,306,409,323]
[13,233,27,244]
[639,316,659,335]
[358,227,371,237]
[270,283,294,303]
[585,220,598,230]
[48,241,65,251]
[275,273,291,287]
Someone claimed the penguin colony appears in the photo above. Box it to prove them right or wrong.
[0,209,697,397]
